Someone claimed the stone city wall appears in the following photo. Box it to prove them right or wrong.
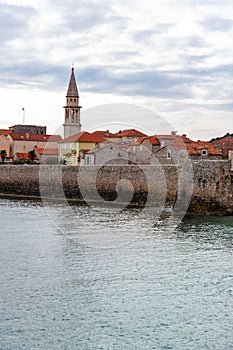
[0,160,232,215]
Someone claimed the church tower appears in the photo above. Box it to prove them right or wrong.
[63,66,82,138]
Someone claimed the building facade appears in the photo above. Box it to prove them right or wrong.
[84,143,136,165]
[0,134,11,162]
[59,131,105,165]
[8,134,62,158]
[9,124,46,135]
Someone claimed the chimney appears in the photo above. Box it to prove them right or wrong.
[182,134,187,137]
[171,131,177,136]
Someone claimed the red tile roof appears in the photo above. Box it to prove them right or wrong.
[60,131,105,143]
[176,135,194,144]
[147,135,160,145]
[129,135,160,146]
[15,152,39,161]
[91,130,115,138]
[195,142,222,155]
[0,129,12,135]
[114,129,147,138]
[10,134,62,142]
[157,134,194,143]
[209,134,233,157]
[129,137,147,146]
[172,141,222,156]
[36,148,58,155]
[79,149,91,158]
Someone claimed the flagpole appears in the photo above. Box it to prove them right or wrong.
[22,108,25,124]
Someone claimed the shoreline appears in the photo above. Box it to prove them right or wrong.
[0,163,232,216]
[0,192,232,217]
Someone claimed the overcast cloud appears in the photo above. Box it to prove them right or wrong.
[0,0,232,139]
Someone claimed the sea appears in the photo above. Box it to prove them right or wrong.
[0,198,232,350]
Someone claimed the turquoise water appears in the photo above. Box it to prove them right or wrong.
[0,199,232,350]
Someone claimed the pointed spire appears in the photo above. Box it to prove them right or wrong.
[66,67,79,97]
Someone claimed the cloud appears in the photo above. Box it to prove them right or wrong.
[0,0,232,138]
[0,3,36,42]
[201,16,233,32]
[48,0,129,33]
[132,24,172,43]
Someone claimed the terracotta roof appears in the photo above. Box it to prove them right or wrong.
[176,135,194,144]
[79,149,91,159]
[0,129,12,135]
[172,141,222,156]
[60,131,105,143]
[114,129,147,138]
[209,134,233,157]
[10,133,62,142]
[147,136,160,145]
[209,133,233,143]
[129,135,160,146]
[157,134,194,143]
[14,152,39,161]
[129,137,148,146]
[195,141,222,155]
[91,130,115,138]
[36,148,58,155]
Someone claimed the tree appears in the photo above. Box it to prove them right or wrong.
[28,149,36,162]
[0,150,7,163]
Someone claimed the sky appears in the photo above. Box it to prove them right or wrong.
[0,0,233,140]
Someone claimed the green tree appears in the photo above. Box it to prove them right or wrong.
[28,149,36,162]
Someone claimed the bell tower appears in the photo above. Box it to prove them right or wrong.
[63,66,82,138]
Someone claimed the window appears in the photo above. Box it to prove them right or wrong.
[167,150,171,159]
[86,156,90,165]
[201,149,208,156]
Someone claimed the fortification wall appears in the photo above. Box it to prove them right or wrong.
[191,160,232,214]
[0,161,232,215]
